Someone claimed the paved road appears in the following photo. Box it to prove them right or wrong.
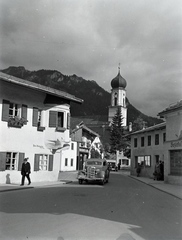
[0,173,182,240]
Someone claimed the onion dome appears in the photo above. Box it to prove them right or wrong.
[111,69,127,89]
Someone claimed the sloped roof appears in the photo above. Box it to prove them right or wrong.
[125,122,166,137]
[158,100,182,116]
[0,72,83,104]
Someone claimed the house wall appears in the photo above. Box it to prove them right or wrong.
[162,110,182,185]
[0,80,75,184]
[130,128,166,178]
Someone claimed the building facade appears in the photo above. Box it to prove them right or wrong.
[158,100,182,185]
[0,72,83,184]
[129,122,166,178]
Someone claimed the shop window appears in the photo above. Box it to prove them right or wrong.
[138,156,144,166]
[148,135,151,146]
[141,137,144,147]
[134,138,137,148]
[145,156,151,167]
[155,134,159,145]
[6,152,18,170]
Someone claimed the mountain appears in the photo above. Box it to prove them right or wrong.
[1,66,163,127]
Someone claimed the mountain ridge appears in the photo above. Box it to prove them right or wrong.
[1,66,163,127]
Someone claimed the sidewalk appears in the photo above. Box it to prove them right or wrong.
[129,175,182,200]
[0,171,182,200]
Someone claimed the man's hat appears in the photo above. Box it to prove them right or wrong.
[24,158,29,161]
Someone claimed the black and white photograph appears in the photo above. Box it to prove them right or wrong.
[0,0,182,239]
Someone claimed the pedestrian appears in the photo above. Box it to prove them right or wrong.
[20,158,31,186]
[136,163,141,177]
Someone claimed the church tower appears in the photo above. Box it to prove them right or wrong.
[108,66,127,126]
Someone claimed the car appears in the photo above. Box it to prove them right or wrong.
[77,158,110,185]
[107,160,118,171]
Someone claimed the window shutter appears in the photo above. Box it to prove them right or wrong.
[32,107,38,127]
[67,113,70,129]
[48,155,53,171]
[49,111,57,127]
[2,99,9,122]
[18,152,25,171]
[0,152,6,171]
[34,154,40,171]
[22,105,28,124]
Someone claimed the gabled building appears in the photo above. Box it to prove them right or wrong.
[70,121,102,170]
[0,72,83,184]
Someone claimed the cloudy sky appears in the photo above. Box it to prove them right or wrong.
[0,0,182,117]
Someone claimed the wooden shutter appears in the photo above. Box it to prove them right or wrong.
[34,154,40,171]
[22,105,28,124]
[48,155,53,171]
[67,113,70,129]
[0,152,6,171]
[32,107,38,127]
[18,152,25,171]
[49,111,57,127]
[2,99,9,122]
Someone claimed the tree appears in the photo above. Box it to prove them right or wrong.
[132,116,147,132]
[110,107,126,153]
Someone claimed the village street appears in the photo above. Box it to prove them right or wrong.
[0,173,182,240]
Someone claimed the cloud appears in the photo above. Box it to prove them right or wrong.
[0,0,182,117]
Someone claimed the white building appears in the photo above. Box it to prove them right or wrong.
[108,67,127,126]
[0,72,83,184]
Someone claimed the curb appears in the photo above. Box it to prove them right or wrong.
[129,176,182,200]
[0,186,34,193]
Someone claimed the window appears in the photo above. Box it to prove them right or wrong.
[134,138,137,148]
[141,137,144,147]
[2,100,27,124]
[39,154,49,171]
[71,143,74,150]
[34,154,53,171]
[163,133,166,142]
[138,156,144,166]
[9,102,20,118]
[71,158,73,166]
[49,110,66,131]
[155,134,159,145]
[145,156,151,167]
[65,158,68,166]
[6,152,18,170]
[122,159,129,165]
[148,136,151,146]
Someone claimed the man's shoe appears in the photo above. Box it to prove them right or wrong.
[20,184,24,186]
[28,183,31,185]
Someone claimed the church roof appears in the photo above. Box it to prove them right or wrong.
[111,70,127,89]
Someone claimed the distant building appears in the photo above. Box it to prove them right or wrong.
[127,100,182,185]
[0,72,83,184]
[108,67,127,126]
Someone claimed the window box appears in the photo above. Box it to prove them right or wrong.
[56,127,66,132]
[8,117,28,128]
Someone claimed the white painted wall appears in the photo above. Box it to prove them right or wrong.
[0,80,76,184]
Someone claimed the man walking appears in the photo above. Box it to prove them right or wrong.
[20,158,31,186]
